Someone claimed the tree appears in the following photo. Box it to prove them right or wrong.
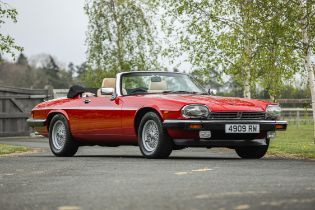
[0,1,23,59]
[248,1,301,101]
[39,56,70,89]
[16,53,28,65]
[191,68,222,90]
[160,0,256,98]
[68,62,75,80]
[84,0,159,87]
[296,0,315,142]
[159,0,300,99]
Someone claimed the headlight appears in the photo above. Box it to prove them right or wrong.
[266,105,281,120]
[182,104,210,119]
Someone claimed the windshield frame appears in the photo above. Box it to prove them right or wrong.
[118,71,207,96]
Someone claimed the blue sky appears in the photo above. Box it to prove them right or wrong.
[2,0,88,65]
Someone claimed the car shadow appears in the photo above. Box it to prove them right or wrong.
[73,155,241,160]
[22,154,294,161]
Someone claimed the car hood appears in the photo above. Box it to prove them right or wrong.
[154,94,269,112]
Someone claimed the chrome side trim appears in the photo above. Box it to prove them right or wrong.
[26,118,46,127]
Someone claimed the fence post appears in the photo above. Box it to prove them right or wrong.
[296,110,300,127]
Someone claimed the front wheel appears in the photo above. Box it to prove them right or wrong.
[138,112,173,159]
[235,139,269,159]
[49,114,78,157]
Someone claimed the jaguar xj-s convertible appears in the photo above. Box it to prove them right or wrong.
[27,71,287,159]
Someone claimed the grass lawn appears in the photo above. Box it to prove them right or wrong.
[269,123,315,159]
[0,144,29,156]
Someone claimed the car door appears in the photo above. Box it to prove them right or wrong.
[67,96,122,141]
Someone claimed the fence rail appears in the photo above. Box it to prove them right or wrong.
[282,108,313,125]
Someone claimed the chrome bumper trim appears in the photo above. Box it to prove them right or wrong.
[163,119,288,131]
[26,118,46,127]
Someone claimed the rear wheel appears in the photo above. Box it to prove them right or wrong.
[49,114,78,157]
[235,139,269,159]
[138,112,173,158]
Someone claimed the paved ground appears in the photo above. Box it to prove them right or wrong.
[0,137,314,210]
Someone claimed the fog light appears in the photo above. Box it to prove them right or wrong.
[199,131,211,139]
[267,131,276,139]
[189,124,203,129]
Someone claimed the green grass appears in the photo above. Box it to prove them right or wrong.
[269,123,315,159]
[0,144,29,156]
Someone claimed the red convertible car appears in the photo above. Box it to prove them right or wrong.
[27,71,287,159]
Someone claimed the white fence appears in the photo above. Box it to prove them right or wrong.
[282,108,313,125]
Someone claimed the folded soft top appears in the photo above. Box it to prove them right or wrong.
[67,85,98,98]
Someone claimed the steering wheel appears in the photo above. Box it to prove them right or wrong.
[128,87,148,95]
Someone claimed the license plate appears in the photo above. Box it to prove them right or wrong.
[225,124,260,133]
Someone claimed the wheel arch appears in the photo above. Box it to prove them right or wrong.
[46,110,70,131]
[134,107,163,135]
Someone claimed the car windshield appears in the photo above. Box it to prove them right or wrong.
[121,72,207,96]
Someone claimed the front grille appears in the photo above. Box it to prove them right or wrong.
[208,112,265,120]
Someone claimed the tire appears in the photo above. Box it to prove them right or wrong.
[49,114,78,157]
[235,139,270,159]
[138,112,173,159]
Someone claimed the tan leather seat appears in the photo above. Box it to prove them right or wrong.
[97,78,116,97]
[148,81,167,93]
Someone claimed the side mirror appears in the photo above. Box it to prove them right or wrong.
[208,88,217,95]
[101,87,114,95]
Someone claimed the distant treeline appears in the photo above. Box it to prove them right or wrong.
[0,53,87,89]
[0,53,310,100]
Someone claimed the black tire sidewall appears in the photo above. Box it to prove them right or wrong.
[235,139,270,159]
[49,114,78,157]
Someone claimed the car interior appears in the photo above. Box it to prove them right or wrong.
[93,77,169,97]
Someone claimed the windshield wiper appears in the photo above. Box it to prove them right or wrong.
[162,90,208,95]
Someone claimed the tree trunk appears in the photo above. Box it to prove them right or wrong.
[111,0,124,73]
[300,0,315,142]
[241,0,252,99]
[306,50,315,143]
[243,68,251,98]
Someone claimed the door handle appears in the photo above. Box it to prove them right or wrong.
[84,99,91,104]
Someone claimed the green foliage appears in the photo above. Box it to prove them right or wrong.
[159,0,303,99]
[0,1,23,59]
[191,68,222,89]
[84,0,160,87]
[80,67,117,88]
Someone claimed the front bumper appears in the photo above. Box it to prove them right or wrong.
[163,119,287,147]
[163,119,287,131]
[26,118,46,127]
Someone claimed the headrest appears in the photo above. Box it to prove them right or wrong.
[102,78,116,88]
[149,81,167,90]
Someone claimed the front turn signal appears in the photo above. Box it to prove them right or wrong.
[188,124,203,129]
[275,124,286,130]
